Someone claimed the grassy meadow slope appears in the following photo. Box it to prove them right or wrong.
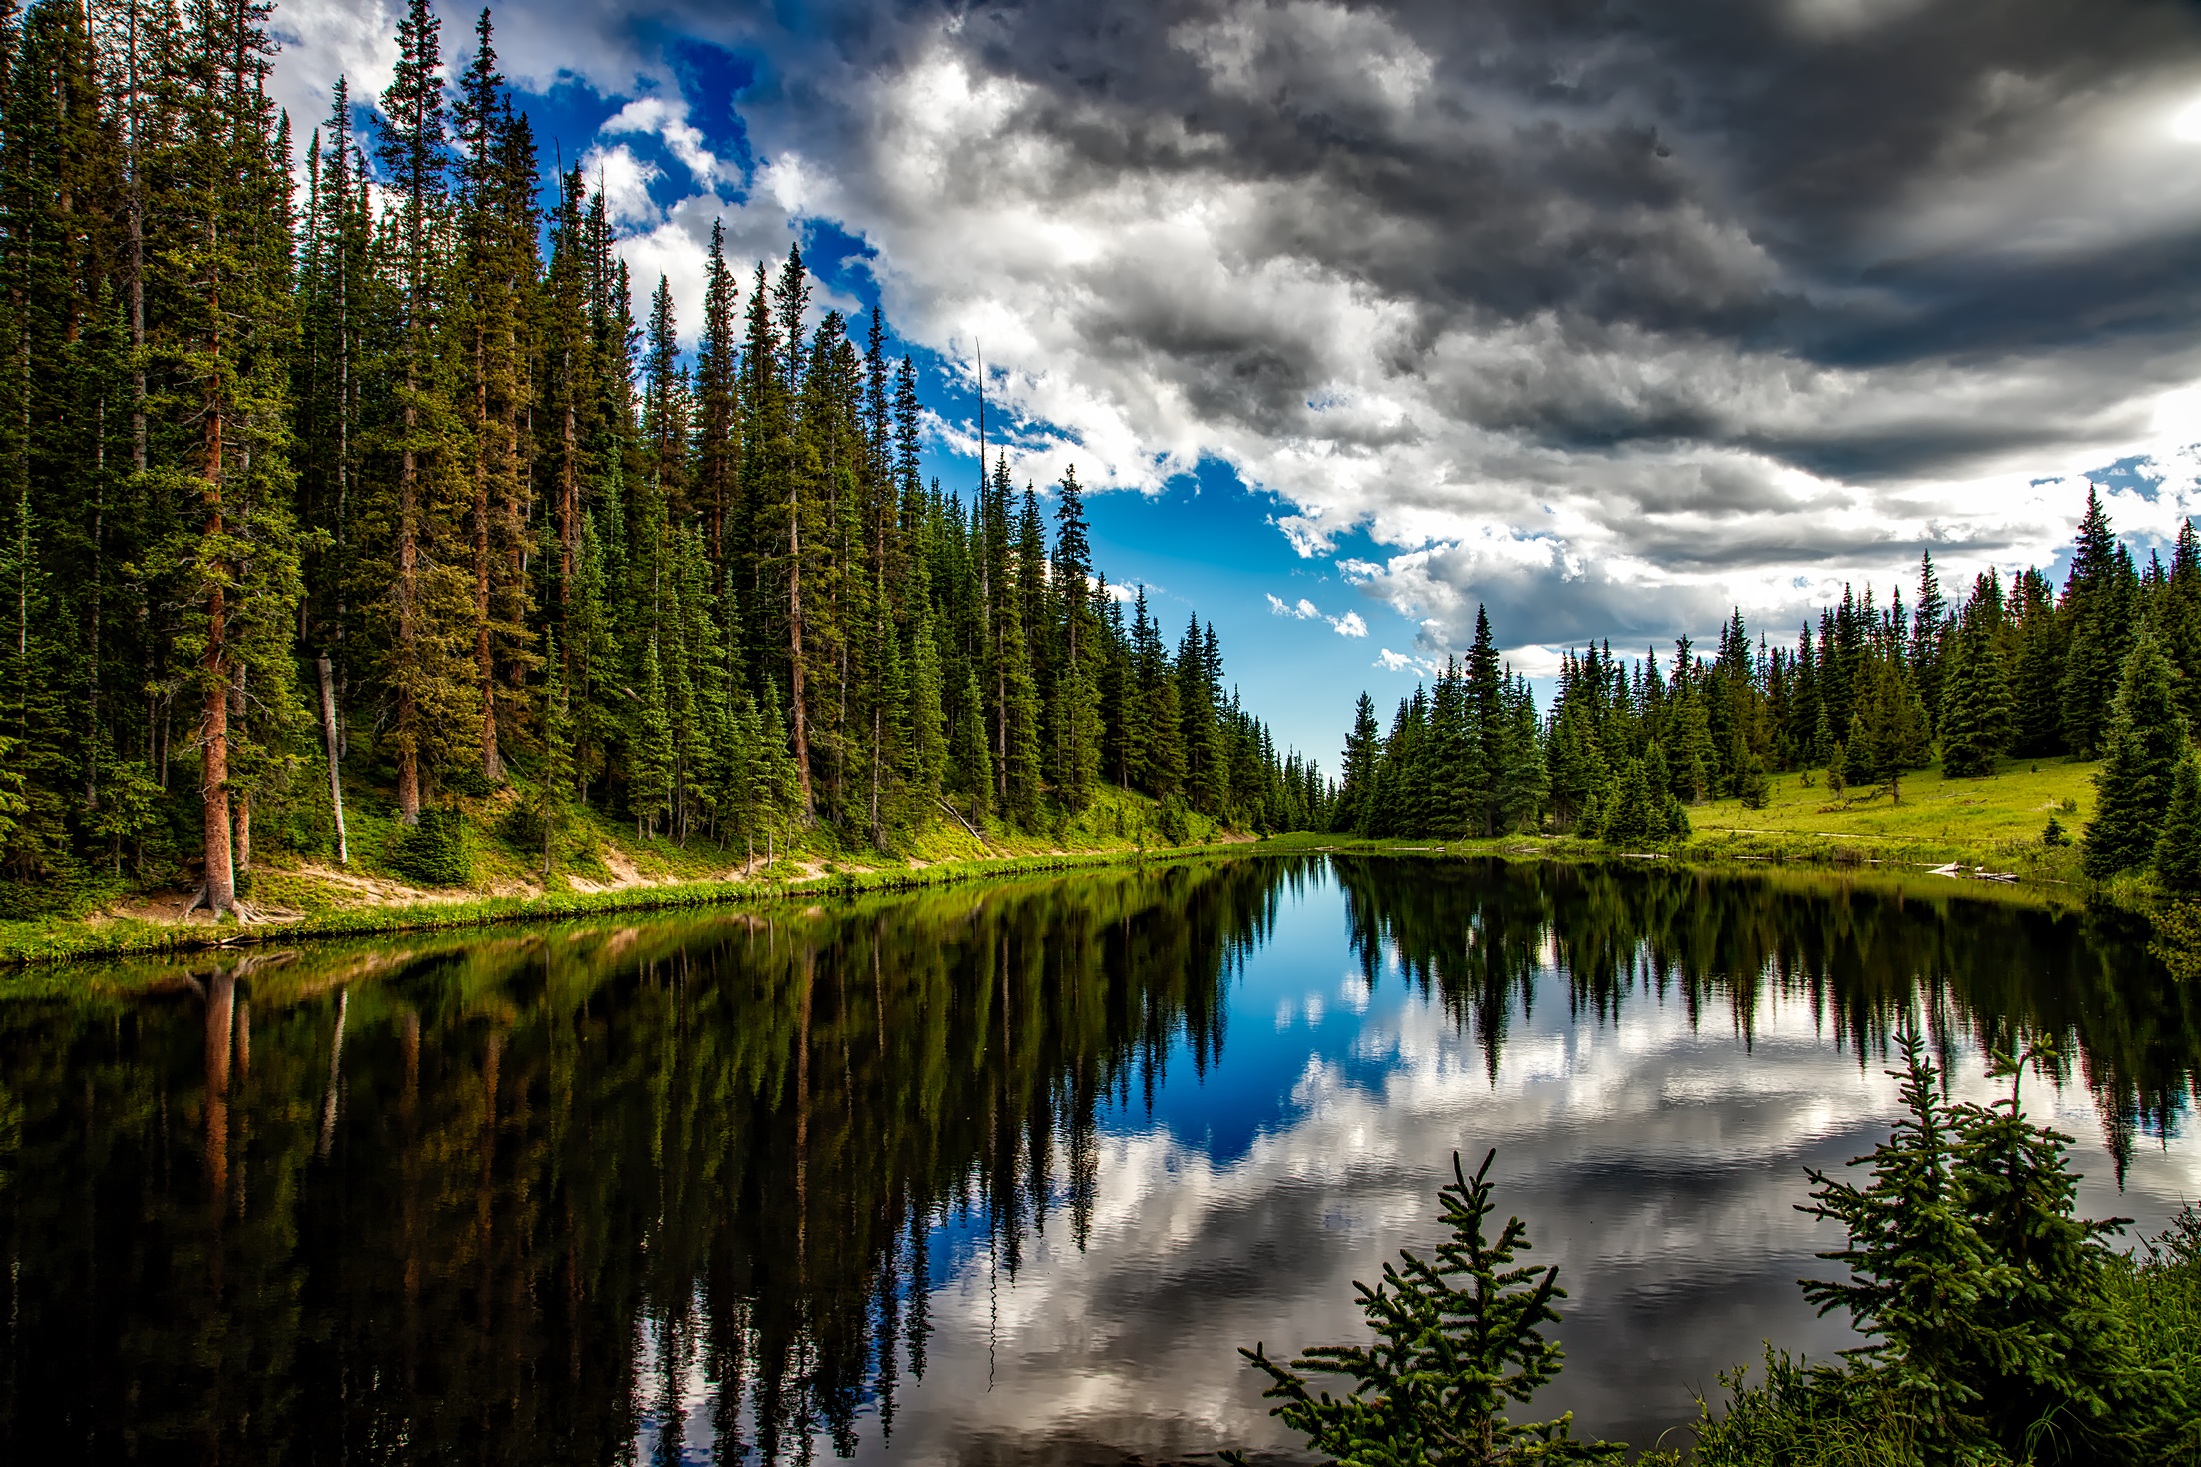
[1683,754,2098,871]
[0,777,1244,964]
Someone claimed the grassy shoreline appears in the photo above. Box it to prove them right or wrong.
[0,838,1258,966]
[7,754,2181,970]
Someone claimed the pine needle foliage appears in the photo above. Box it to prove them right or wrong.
[1795,1034,2183,1465]
[1232,1149,1625,1466]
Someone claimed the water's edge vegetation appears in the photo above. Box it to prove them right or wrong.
[3,822,2162,968]
[1235,1038,2201,1466]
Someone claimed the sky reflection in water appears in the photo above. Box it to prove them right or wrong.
[3,856,2196,1465]
[680,858,2201,1463]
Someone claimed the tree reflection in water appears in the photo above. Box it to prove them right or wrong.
[1332,858,2194,1174]
[0,855,2188,1464]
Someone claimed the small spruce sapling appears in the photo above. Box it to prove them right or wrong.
[1230,1150,1624,1466]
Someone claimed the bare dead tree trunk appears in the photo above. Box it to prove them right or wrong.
[318,655,347,862]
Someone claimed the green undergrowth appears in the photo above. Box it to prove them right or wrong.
[1679,1228,2201,1465]
[0,770,1244,966]
[0,839,1245,966]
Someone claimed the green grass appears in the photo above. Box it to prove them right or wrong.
[0,773,1249,967]
[1265,754,2106,890]
[1688,755,2097,858]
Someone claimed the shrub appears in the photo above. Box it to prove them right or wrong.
[501,800,546,852]
[441,764,494,798]
[1156,795,1191,846]
[387,806,472,887]
[1739,756,1772,810]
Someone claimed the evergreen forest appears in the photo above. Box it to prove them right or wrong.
[0,0,1330,918]
[1331,487,2201,890]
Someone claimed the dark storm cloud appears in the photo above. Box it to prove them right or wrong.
[277,0,2201,651]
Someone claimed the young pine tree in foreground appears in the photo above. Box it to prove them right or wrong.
[1785,1035,2184,1466]
[1231,1150,1624,1466]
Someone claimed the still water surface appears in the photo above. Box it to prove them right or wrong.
[3,856,2198,1463]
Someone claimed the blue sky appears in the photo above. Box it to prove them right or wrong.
[274,0,2201,765]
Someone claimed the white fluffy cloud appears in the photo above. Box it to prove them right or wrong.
[601,95,728,187]
[1268,594,1369,637]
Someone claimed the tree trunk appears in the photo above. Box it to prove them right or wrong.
[474,320,499,781]
[396,375,420,824]
[233,791,251,878]
[201,254,235,916]
[318,654,347,863]
[789,485,812,814]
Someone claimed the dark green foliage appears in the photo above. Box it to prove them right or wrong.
[1234,1150,1624,1466]
[1937,605,2011,779]
[2156,748,2201,894]
[1155,793,1192,845]
[386,805,471,887]
[1795,1036,2182,1464]
[1738,753,1770,809]
[2042,816,2070,847]
[2060,488,2138,759]
[2084,625,2186,880]
[1330,496,2201,851]
[1599,750,1689,846]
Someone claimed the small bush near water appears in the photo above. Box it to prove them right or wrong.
[386,807,472,887]
[1235,1034,2200,1466]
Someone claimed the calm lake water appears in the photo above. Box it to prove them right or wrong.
[3,856,2198,1464]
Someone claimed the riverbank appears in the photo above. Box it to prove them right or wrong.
[1260,751,2201,974]
[0,781,1252,966]
[10,753,2188,970]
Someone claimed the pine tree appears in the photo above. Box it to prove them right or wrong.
[452,9,534,783]
[2083,623,2185,880]
[1233,1150,1623,1466]
[1803,1035,2182,1464]
[1910,550,1948,735]
[364,0,475,823]
[153,0,308,912]
[1336,692,1382,835]
[2061,486,2135,759]
[1938,605,2011,779]
[2010,568,2067,758]
[631,636,675,838]
[2156,746,2201,895]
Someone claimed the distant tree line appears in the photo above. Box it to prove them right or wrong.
[0,0,1327,913]
[1333,487,2201,880]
